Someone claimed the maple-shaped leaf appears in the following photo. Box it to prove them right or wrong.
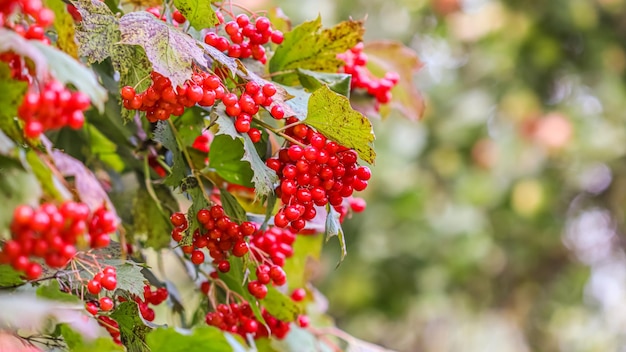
[269,16,364,86]
[118,11,208,88]
[364,40,425,121]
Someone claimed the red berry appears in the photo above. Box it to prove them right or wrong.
[99,296,114,311]
[291,288,306,301]
[191,250,205,265]
[87,279,102,294]
[86,302,98,315]
[101,275,117,291]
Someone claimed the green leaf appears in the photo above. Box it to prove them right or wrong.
[74,0,118,64]
[208,134,254,187]
[214,115,277,197]
[282,85,310,122]
[271,326,334,352]
[25,150,72,201]
[326,206,347,263]
[283,234,323,291]
[0,166,42,233]
[305,85,375,163]
[364,41,425,121]
[146,326,233,352]
[118,11,208,88]
[132,186,175,250]
[154,121,187,188]
[220,189,248,223]
[30,41,107,112]
[0,62,28,141]
[60,324,125,352]
[0,265,24,287]
[173,0,219,30]
[297,69,351,97]
[109,261,147,297]
[269,16,364,86]
[110,301,152,352]
[85,124,126,172]
[262,286,301,322]
[37,281,81,303]
[45,0,78,57]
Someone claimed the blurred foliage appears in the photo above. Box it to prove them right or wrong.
[266,0,626,351]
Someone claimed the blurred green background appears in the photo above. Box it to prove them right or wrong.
[257,0,626,350]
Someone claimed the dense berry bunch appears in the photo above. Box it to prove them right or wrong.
[16,80,91,138]
[85,266,118,316]
[204,13,284,64]
[204,302,290,339]
[250,226,295,267]
[338,43,400,106]
[121,71,224,122]
[265,120,371,231]
[221,80,276,138]
[170,205,255,272]
[0,0,54,41]
[134,284,168,321]
[0,202,117,280]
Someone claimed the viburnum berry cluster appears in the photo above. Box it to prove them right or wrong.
[170,205,255,272]
[135,284,169,321]
[0,0,54,41]
[204,302,292,339]
[85,266,118,314]
[0,202,117,280]
[204,13,284,64]
[222,80,276,138]
[338,43,400,106]
[266,119,371,231]
[17,80,91,138]
[249,226,295,268]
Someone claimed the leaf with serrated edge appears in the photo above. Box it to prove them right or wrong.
[262,286,301,322]
[154,121,187,188]
[133,187,174,250]
[208,134,254,187]
[119,11,208,88]
[30,41,107,112]
[214,114,277,197]
[73,0,119,64]
[173,0,218,30]
[306,85,375,163]
[220,189,247,223]
[297,68,351,97]
[364,40,425,121]
[146,326,232,352]
[269,16,364,86]
[110,301,152,351]
[326,206,347,263]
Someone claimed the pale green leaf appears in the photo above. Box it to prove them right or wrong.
[118,11,208,88]
[305,85,375,163]
[269,16,364,85]
[45,0,78,57]
[326,206,347,263]
[262,286,301,322]
[173,0,219,30]
[146,326,233,352]
[297,68,351,97]
[132,186,175,250]
[154,121,187,188]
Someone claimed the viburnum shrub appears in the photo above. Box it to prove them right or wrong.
[0,0,423,350]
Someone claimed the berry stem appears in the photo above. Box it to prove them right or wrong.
[252,118,306,148]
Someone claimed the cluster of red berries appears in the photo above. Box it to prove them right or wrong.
[0,0,54,42]
[0,52,31,82]
[250,226,295,267]
[204,13,284,64]
[265,120,371,231]
[170,205,255,272]
[97,315,121,345]
[247,263,287,299]
[135,284,168,321]
[121,71,224,122]
[0,202,117,280]
[204,302,290,339]
[85,266,118,315]
[222,80,277,140]
[338,43,400,106]
[17,80,91,138]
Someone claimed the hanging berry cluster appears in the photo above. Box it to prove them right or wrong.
[85,266,119,314]
[204,13,284,64]
[0,0,54,41]
[170,205,256,272]
[135,284,169,321]
[0,202,117,280]
[338,43,400,107]
[266,118,371,231]
[205,303,291,340]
